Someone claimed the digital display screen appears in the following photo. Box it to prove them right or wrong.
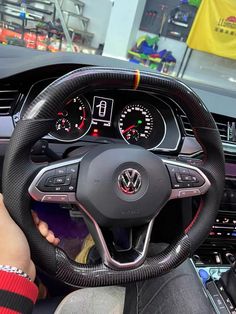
[92,96,114,126]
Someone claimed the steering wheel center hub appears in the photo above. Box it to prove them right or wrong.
[77,144,171,227]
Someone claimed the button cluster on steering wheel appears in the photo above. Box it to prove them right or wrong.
[167,164,205,189]
[37,164,79,193]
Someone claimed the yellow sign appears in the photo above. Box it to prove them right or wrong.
[187,0,236,60]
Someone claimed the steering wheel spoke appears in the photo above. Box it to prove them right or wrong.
[82,206,154,270]
[163,159,211,200]
[28,157,82,204]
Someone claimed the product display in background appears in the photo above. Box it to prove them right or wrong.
[128,35,176,75]
[0,0,95,53]
[140,0,198,42]
[187,0,236,60]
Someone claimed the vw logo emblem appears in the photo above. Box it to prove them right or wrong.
[118,168,142,194]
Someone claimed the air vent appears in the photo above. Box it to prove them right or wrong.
[180,114,234,143]
[0,88,20,115]
[216,121,228,141]
[180,115,194,136]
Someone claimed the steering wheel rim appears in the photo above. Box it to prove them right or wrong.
[2,67,225,287]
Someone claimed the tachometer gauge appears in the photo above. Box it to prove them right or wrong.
[118,102,166,149]
[50,96,92,142]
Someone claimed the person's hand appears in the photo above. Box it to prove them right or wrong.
[32,211,60,246]
[0,194,36,281]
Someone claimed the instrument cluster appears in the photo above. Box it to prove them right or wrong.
[48,90,181,151]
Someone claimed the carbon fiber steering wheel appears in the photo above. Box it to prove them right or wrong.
[2,67,225,287]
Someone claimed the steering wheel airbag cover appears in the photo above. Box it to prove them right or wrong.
[77,144,171,227]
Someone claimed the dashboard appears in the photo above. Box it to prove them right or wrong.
[0,45,235,157]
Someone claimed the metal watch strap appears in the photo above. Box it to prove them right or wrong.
[0,265,32,281]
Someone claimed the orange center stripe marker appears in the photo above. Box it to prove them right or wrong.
[133,70,140,90]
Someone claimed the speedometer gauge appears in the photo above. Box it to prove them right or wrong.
[118,102,166,149]
[50,96,92,142]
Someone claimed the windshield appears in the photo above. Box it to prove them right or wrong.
[0,0,235,92]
